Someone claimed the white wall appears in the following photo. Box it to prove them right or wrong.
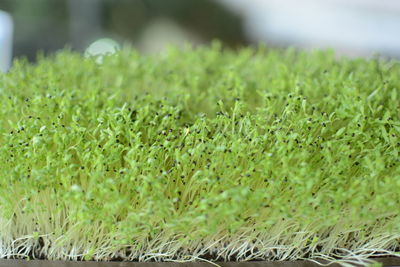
[0,10,13,72]
[219,0,400,57]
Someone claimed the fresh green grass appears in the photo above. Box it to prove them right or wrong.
[0,43,399,266]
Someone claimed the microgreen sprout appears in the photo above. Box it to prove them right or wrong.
[0,46,399,266]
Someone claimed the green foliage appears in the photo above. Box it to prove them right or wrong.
[0,44,399,265]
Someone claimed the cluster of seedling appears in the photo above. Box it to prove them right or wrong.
[0,44,399,266]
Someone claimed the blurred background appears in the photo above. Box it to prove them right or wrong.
[1,0,400,71]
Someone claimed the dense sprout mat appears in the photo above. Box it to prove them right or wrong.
[0,44,399,267]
